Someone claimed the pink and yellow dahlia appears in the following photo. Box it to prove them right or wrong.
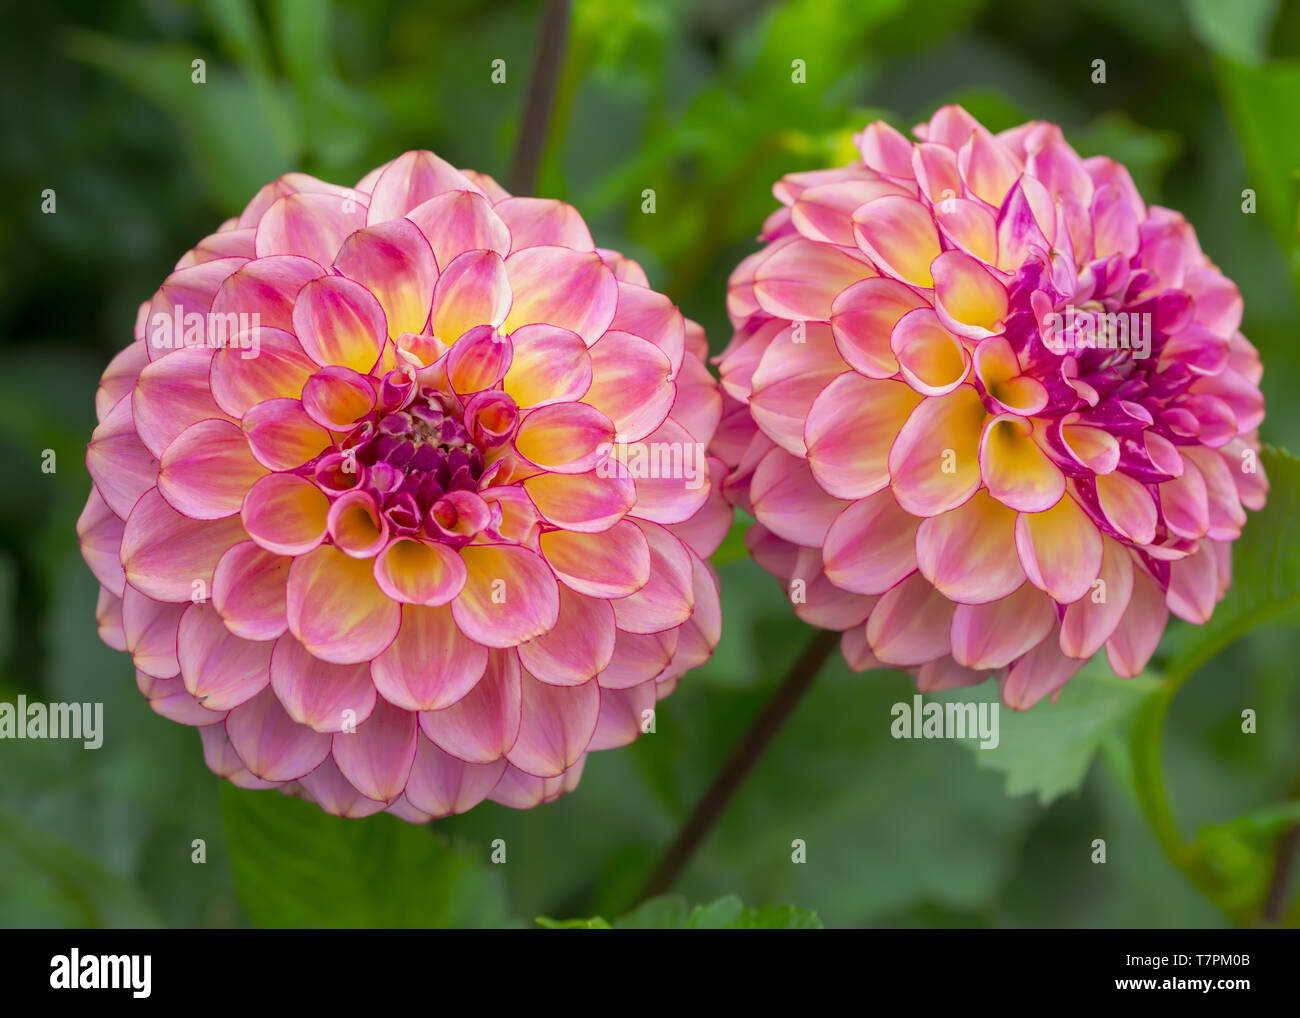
[714,106,1267,708]
[79,151,729,819]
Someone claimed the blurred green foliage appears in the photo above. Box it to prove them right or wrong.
[0,0,1298,929]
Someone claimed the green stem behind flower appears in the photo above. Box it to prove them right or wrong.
[633,627,840,907]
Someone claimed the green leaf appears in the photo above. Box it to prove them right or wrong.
[1215,59,1300,283]
[0,808,162,928]
[534,915,613,929]
[1162,446,1300,681]
[1184,0,1279,64]
[221,785,510,928]
[540,894,822,929]
[61,30,295,213]
[947,660,1161,805]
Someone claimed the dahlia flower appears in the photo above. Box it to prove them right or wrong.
[714,106,1266,708]
[80,151,729,819]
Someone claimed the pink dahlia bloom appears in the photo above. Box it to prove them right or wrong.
[80,151,729,819]
[714,106,1267,708]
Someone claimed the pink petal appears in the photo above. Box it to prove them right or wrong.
[333,218,437,336]
[286,544,401,664]
[292,275,386,374]
[121,488,246,603]
[506,672,599,778]
[366,150,479,224]
[1014,493,1103,604]
[158,418,266,520]
[270,634,376,732]
[212,541,290,642]
[609,522,694,634]
[822,489,919,595]
[597,629,677,689]
[865,573,955,666]
[916,489,1026,605]
[503,324,593,409]
[494,196,594,251]
[241,472,330,556]
[980,415,1065,513]
[518,587,616,685]
[241,397,333,471]
[86,396,157,520]
[177,602,273,710]
[582,330,673,442]
[1059,537,1135,659]
[589,680,657,751]
[751,446,849,547]
[255,192,367,264]
[403,734,507,816]
[330,695,417,802]
[77,488,126,596]
[752,237,876,320]
[501,246,617,345]
[950,583,1055,670]
[224,686,332,782]
[853,195,942,287]
[523,469,635,533]
[430,249,511,342]
[887,385,987,516]
[539,518,651,599]
[419,649,522,762]
[1104,566,1168,677]
[371,604,488,711]
[749,321,849,455]
[121,585,184,678]
[405,188,510,268]
[209,326,318,418]
[452,544,560,648]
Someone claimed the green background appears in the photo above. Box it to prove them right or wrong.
[0,0,1298,928]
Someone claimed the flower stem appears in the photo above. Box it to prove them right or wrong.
[633,627,840,905]
[1130,662,1252,925]
[508,0,571,196]
[1261,770,1300,925]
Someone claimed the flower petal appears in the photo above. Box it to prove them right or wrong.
[286,544,401,664]
[371,604,489,711]
[452,545,560,648]
[419,649,522,762]
[268,634,376,734]
[916,489,1026,605]
[502,246,617,345]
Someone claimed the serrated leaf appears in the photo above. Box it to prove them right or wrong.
[221,785,510,928]
[946,661,1160,805]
